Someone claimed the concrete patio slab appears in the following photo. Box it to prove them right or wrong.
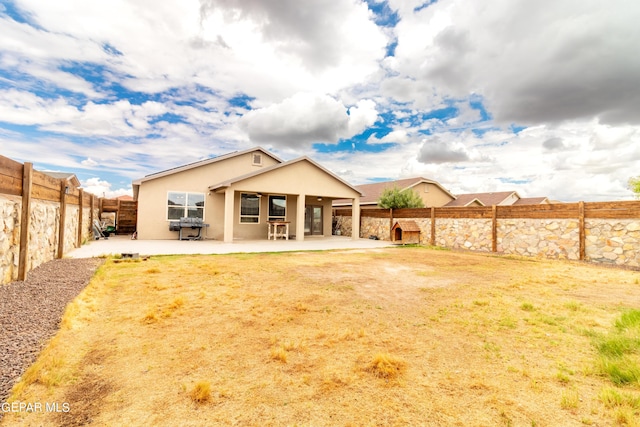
[66,235,393,258]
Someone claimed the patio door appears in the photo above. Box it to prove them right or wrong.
[304,206,323,235]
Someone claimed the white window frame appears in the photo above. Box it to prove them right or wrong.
[240,193,261,224]
[268,195,287,222]
[167,191,205,220]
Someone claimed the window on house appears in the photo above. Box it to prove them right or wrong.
[167,192,204,220]
[252,153,262,166]
[268,195,286,221]
[240,193,260,223]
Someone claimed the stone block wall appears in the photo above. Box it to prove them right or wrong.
[333,213,640,268]
[498,219,580,260]
[586,219,640,267]
[360,217,388,239]
[63,205,79,255]
[0,196,100,285]
[0,195,21,284]
[436,218,492,252]
[28,200,61,273]
[81,207,95,244]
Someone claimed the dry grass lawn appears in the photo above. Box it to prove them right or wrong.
[3,247,640,426]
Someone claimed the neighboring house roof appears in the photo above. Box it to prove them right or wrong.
[132,146,282,185]
[209,156,363,196]
[332,177,454,206]
[445,191,520,207]
[43,172,81,188]
[512,197,549,205]
[115,195,134,201]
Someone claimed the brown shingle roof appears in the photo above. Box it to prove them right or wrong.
[512,197,549,205]
[445,191,518,207]
[333,177,452,206]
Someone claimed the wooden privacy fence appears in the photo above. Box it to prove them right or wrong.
[0,154,136,282]
[333,201,640,262]
[101,198,138,234]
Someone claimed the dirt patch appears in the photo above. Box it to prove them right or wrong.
[55,372,113,427]
[295,260,459,305]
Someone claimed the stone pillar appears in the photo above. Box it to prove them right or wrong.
[223,188,234,243]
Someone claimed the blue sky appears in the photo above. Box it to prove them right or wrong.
[1,0,639,201]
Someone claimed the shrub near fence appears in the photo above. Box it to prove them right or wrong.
[333,202,640,268]
[0,155,103,284]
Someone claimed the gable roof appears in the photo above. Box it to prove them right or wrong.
[209,156,363,196]
[43,172,81,188]
[333,177,454,206]
[445,191,519,207]
[512,197,549,205]
[132,147,281,185]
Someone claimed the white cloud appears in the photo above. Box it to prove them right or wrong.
[367,129,408,145]
[386,0,640,125]
[239,92,378,148]
[2,0,639,204]
[81,158,98,167]
[82,177,131,199]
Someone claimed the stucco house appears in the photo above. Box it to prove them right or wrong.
[445,192,550,207]
[133,147,362,242]
[332,177,455,209]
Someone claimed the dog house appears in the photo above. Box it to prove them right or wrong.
[391,220,421,244]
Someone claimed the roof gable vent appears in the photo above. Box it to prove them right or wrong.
[252,152,262,166]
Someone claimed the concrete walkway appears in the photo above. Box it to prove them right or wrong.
[67,235,393,258]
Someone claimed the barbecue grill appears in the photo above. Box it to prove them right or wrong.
[169,217,210,240]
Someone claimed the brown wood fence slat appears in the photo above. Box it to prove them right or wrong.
[0,156,23,178]
[334,202,640,220]
[32,169,63,191]
[0,176,22,196]
[1,154,138,283]
[30,185,64,202]
[0,155,24,196]
[496,203,579,219]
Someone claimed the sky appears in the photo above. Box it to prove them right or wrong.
[1,0,639,201]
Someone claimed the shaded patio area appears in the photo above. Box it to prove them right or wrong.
[67,235,392,258]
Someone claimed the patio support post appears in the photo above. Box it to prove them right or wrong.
[351,197,360,240]
[296,193,305,241]
[223,188,234,243]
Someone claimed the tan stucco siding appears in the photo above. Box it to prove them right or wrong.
[415,183,455,207]
[136,153,278,239]
[222,160,361,199]
[500,193,520,206]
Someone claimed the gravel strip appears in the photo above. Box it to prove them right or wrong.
[0,258,103,415]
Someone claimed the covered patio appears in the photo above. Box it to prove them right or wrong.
[209,156,362,243]
[67,235,392,258]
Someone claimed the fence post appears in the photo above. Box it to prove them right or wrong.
[57,180,67,259]
[430,207,436,245]
[77,189,84,247]
[579,201,585,260]
[18,162,33,281]
[389,208,393,240]
[492,205,498,252]
[90,194,95,239]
